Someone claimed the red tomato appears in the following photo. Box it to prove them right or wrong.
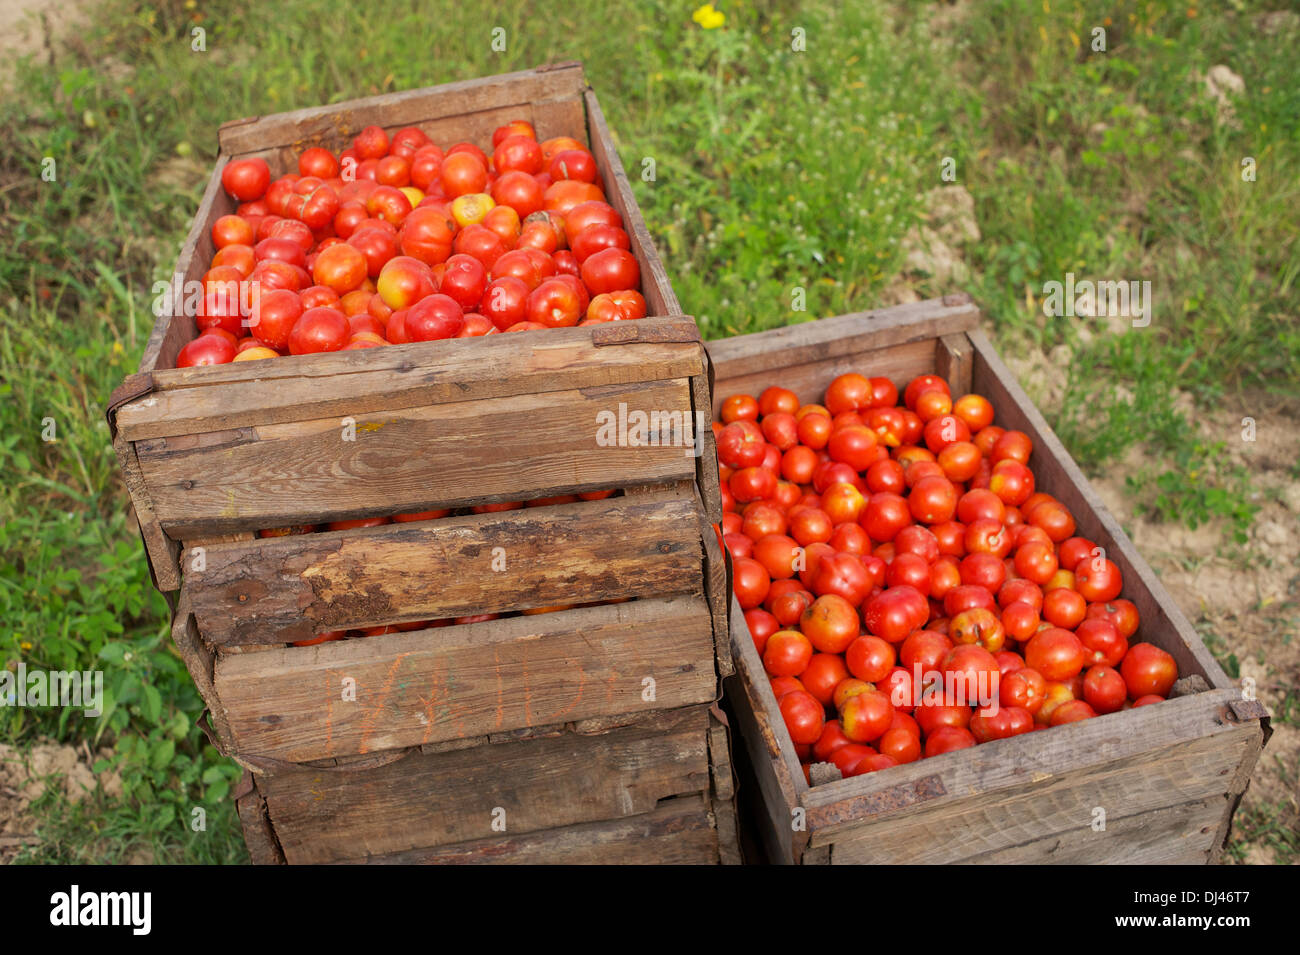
[840,690,894,744]
[1120,643,1178,698]
[862,586,929,643]
[580,247,639,294]
[176,333,236,367]
[288,307,349,355]
[1024,627,1086,682]
[405,293,465,341]
[800,594,859,654]
[733,557,772,610]
[221,158,271,201]
[846,635,896,683]
[779,691,826,745]
[801,654,850,707]
[763,629,813,678]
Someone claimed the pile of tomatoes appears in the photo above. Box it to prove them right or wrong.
[715,373,1179,781]
[177,119,646,367]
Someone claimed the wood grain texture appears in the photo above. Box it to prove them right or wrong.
[343,793,719,865]
[135,378,698,537]
[700,494,734,678]
[169,591,235,748]
[258,707,711,864]
[725,594,807,865]
[968,330,1233,688]
[704,297,979,385]
[935,333,974,396]
[217,63,588,156]
[112,430,180,591]
[213,595,718,762]
[187,489,704,645]
[583,88,681,319]
[831,794,1227,865]
[689,360,724,522]
[137,157,228,376]
[235,785,286,865]
[118,322,704,441]
[708,339,938,417]
[813,704,1259,862]
[708,710,743,865]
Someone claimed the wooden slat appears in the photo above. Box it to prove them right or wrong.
[968,330,1232,687]
[112,430,180,591]
[700,500,734,678]
[138,158,229,376]
[705,296,980,383]
[584,88,680,319]
[119,322,703,440]
[689,361,724,522]
[235,783,286,865]
[725,594,808,864]
[169,591,237,749]
[188,490,704,646]
[260,707,711,864]
[217,63,588,156]
[814,704,1257,861]
[708,709,743,865]
[802,689,1252,842]
[935,332,973,396]
[212,595,717,762]
[831,794,1227,865]
[135,378,698,537]
[344,793,719,865]
[708,339,937,417]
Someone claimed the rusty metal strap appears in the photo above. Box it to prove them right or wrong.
[105,372,155,441]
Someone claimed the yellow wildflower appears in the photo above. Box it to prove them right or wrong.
[693,4,725,29]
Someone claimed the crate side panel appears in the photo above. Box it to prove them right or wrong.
[212,595,717,762]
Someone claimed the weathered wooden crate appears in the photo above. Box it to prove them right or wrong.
[234,704,742,865]
[106,61,719,592]
[105,63,732,765]
[708,296,1271,865]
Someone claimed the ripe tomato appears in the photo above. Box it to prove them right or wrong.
[733,556,772,610]
[763,629,813,678]
[312,242,368,294]
[1082,665,1127,714]
[925,726,976,757]
[800,593,859,654]
[580,247,640,294]
[441,152,489,197]
[840,690,894,744]
[1085,598,1140,639]
[176,333,236,366]
[801,654,850,707]
[1000,666,1047,714]
[288,307,349,355]
[405,293,464,341]
[862,586,928,643]
[745,608,779,655]
[248,288,302,350]
[941,644,1001,707]
[221,158,271,201]
[779,690,826,745]
[846,635,895,683]
[1120,643,1178,698]
[1074,556,1123,603]
[527,277,584,328]
[1024,627,1086,682]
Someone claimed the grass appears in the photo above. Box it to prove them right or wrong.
[0,0,1296,862]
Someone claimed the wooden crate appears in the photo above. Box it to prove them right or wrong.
[106,61,719,593]
[707,296,1271,865]
[234,704,742,865]
[106,63,732,764]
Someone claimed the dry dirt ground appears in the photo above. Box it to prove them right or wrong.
[1012,361,1300,865]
